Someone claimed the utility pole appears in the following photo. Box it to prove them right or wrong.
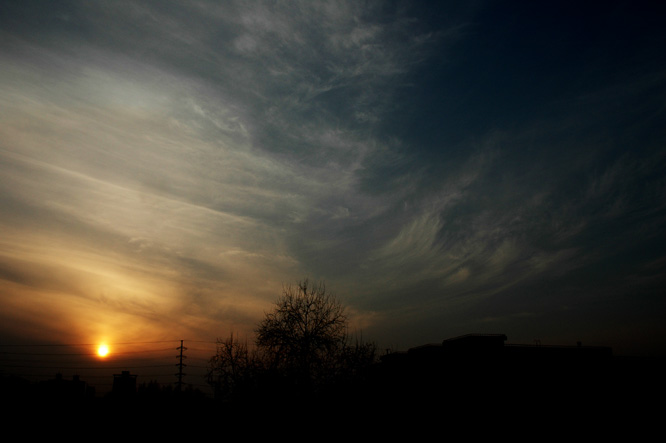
[175,339,187,392]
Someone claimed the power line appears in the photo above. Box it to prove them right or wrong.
[1,364,175,370]
[0,348,177,356]
[0,339,217,394]
[0,340,183,347]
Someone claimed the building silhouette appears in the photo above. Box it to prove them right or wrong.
[38,373,94,401]
[112,370,137,398]
[373,333,620,413]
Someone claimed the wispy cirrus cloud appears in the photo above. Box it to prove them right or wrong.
[1,1,665,356]
[0,0,457,343]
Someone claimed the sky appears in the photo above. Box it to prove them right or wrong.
[1,0,665,362]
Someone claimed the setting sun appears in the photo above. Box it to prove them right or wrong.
[97,344,109,357]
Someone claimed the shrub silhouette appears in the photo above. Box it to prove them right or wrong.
[208,279,376,405]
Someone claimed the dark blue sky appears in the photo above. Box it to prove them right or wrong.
[1,0,664,356]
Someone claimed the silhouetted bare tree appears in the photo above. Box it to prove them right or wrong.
[206,333,259,402]
[256,279,348,387]
[209,279,377,404]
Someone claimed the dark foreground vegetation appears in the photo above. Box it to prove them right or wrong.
[205,279,377,411]
[2,280,664,429]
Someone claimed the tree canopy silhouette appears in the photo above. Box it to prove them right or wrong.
[208,279,377,404]
[207,333,259,403]
[256,279,347,383]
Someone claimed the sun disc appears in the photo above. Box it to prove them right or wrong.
[97,344,109,357]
